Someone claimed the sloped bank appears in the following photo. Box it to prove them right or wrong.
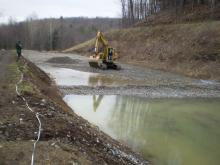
[64,21,220,81]
[0,51,147,165]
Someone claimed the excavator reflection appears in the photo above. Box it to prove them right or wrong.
[88,75,107,112]
[88,75,117,86]
[92,95,104,112]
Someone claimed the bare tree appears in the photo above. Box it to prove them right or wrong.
[129,0,135,24]
[119,0,220,26]
[0,17,120,50]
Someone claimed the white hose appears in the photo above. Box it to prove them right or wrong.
[16,66,42,165]
[31,112,41,165]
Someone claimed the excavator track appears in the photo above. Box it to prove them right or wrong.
[89,60,121,70]
[89,61,100,68]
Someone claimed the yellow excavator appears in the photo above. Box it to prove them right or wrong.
[89,31,121,70]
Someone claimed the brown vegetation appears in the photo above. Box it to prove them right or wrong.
[64,20,220,81]
[64,2,220,81]
[120,0,220,26]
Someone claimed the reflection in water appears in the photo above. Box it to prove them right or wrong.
[93,95,104,112]
[64,95,220,165]
[41,66,145,87]
[40,67,97,86]
[88,73,142,87]
[88,75,120,86]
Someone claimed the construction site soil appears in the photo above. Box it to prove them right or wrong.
[24,50,220,98]
[46,57,80,64]
[64,20,220,81]
[0,50,147,165]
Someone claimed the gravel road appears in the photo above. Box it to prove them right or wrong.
[23,50,220,98]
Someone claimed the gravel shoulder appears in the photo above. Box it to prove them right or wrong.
[60,85,220,98]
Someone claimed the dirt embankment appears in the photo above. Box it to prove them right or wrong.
[0,51,147,165]
[135,5,220,27]
[64,20,220,82]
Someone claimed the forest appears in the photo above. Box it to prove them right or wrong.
[0,17,120,50]
[0,0,219,51]
[120,0,220,25]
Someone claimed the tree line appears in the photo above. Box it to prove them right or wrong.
[0,17,120,50]
[120,0,220,26]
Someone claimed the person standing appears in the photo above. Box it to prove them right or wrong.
[16,41,22,61]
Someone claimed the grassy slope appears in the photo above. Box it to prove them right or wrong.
[64,21,220,81]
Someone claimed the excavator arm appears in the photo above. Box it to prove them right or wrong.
[94,31,109,56]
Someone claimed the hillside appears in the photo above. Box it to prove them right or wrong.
[135,5,220,27]
[64,20,220,81]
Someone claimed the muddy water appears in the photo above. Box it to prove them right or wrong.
[64,95,220,165]
[40,66,147,87]
[23,51,220,164]
[41,67,98,86]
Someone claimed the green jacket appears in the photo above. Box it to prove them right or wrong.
[16,43,22,53]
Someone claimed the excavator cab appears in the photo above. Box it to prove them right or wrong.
[89,31,121,70]
[108,48,113,61]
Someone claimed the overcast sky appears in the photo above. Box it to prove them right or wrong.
[0,0,121,23]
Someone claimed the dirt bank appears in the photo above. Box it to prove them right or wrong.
[64,21,220,81]
[0,50,147,165]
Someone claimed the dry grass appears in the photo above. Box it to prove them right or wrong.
[136,5,220,27]
[64,21,220,81]
[62,38,95,53]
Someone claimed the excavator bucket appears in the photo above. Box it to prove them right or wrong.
[89,61,100,68]
[89,60,108,70]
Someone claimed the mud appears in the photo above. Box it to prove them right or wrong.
[18,50,220,165]
[23,50,220,98]
[0,51,147,165]
[21,50,220,165]
[2,50,220,164]
[46,56,79,64]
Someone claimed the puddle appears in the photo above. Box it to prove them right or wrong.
[64,95,220,165]
[40,66,145,87]
[199,79,220,85]
[40,67,98,86]
[39,66,220,89]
